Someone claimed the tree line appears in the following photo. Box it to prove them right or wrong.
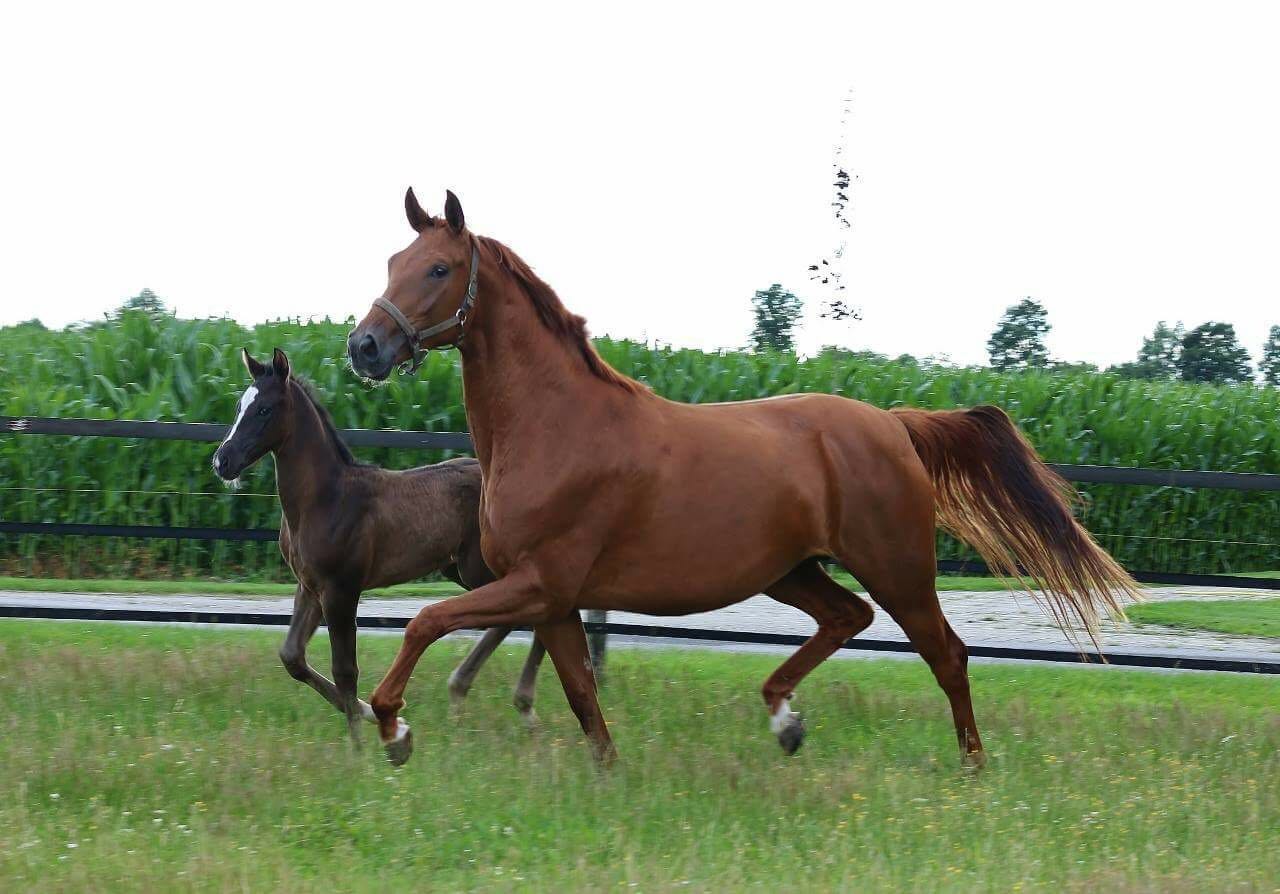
[750,286,1280,385]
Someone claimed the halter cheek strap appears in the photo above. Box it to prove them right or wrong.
[372,242,480,374]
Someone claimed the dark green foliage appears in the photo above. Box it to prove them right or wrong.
[1261,325,1280,386]
[1,312,1278,580]
[1111,321,1183,380]
[987,298,1051,370]
[114,288,168,319]
[749,284,802,353]
[1178,322,1253,384]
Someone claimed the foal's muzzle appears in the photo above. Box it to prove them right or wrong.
[211,444,253,482]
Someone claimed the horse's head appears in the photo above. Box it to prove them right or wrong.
[348,188,476,379]
[211,348,295,483]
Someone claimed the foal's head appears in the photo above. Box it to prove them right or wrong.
[348,187,474,380]
[211,348,296,483]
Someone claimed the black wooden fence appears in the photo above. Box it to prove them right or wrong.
[4,414,1279,591]
[3,415,1279,674]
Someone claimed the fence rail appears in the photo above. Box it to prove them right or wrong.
[4,415,1280,593]
[8,415,1280,490]
[0,604,1274,674]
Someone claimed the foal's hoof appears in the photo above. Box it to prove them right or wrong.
[518,709,539,733]
[777,714,806,756]
[961,749,987,772]
[384,720,413,766]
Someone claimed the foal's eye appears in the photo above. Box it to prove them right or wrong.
[428,264,449,279]
[257,406,272,417]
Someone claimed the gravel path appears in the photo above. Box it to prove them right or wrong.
[3,585,1276,666]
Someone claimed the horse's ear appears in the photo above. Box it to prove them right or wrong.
[271,348,291,380]
[242,348,267,379]
[444,189,465,234]
[405,187,433,232]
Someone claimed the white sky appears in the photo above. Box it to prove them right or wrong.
[2,1,1278,367]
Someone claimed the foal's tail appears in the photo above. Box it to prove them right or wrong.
[892,405,1141,645]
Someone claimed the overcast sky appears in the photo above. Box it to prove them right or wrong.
[2,1,1277,367]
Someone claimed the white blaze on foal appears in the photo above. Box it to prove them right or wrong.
[214,385,259,484]
[225,385,259,443]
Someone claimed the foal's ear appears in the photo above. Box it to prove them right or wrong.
[444,189,465,234]
[271,348,291,381]
[242,347,268,379]
[405,187,434,232]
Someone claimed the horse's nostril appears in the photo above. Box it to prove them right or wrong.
[359,333,380,361]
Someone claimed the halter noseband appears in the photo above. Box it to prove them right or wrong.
[372,241,480,374]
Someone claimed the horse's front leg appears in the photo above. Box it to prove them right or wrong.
[369,572,554,765]
[537,616,615,763]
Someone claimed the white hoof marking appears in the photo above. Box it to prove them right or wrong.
[769,698,797,735]
[392,718,410,743]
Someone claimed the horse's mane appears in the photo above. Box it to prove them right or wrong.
[477,236,646,394]
[291,376,363,466]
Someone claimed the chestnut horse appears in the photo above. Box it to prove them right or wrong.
[348,189,1139,768]
[211,348,551,745]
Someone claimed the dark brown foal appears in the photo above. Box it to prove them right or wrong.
[210,347,547,747]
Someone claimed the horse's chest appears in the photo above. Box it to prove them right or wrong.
[477,476,550,567]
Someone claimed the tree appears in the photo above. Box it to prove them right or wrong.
[1110,320,1184,379]
[749,284,802,353]
[1262,326,1280,386]
[116,288,167,318]
[1177,322,1252,384]
[987,298,1051,370]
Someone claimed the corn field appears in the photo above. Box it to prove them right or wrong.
[2,311,1278,581]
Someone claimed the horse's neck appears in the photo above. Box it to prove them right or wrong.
[273,390,348,521]
[459,270,616,466]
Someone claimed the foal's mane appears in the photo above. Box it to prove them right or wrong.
[477,236,646,394]
[291,376,363,466]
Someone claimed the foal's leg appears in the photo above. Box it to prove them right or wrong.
[368,573,557,765]
[446,626,513,712]
[536,616,615,763]
[761,559,875,754]
[512,635,547,728]
[321,589,369,747]
[279,585,351,716]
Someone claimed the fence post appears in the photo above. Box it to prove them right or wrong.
[585,608,608,679]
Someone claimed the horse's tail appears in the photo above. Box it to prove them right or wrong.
[892,405,1141,646]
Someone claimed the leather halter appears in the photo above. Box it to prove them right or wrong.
[372,241,480,374]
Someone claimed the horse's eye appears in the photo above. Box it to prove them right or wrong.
[429,264,449,279]
[258,406,272,417]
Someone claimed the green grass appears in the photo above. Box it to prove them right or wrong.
[1,621,1276,891]
[0,573,1019,598]
[1128,598,1280,638]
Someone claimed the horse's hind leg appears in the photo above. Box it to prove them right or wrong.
[446,626,512,713]
[846,553,984,768]
[761,559,875,755]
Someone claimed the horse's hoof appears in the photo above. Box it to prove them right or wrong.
[384,721,413,766]
[961,749,987,772]
[777,714,806,756]
[518,709,539,733]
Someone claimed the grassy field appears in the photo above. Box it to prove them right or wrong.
[1,621,1276,891]
[0,572,1022,598]
[1128,598,1280,639]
